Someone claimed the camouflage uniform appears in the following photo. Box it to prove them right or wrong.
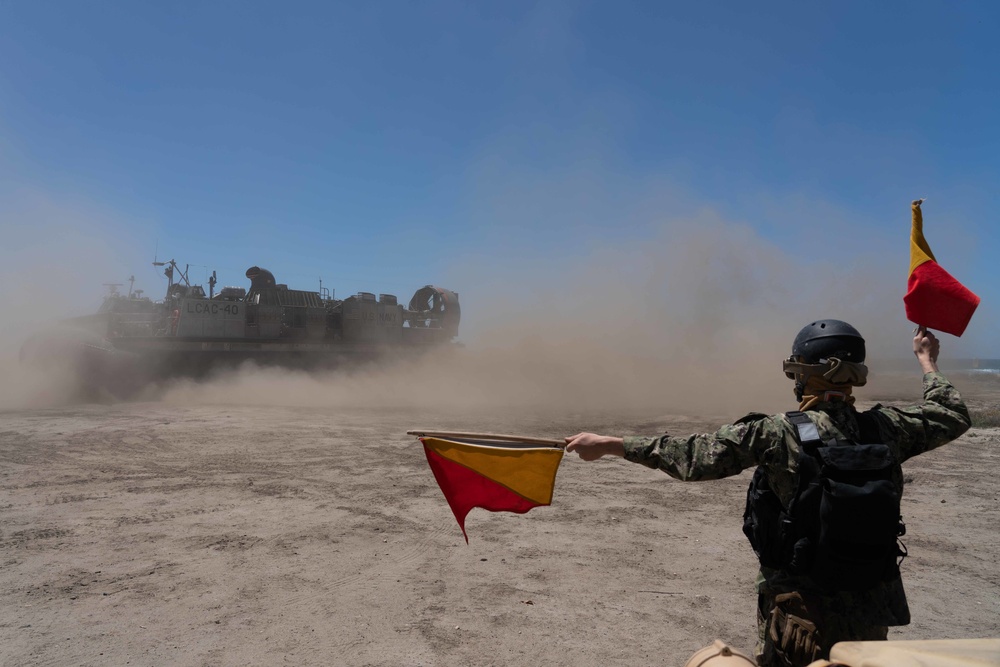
[621,371,971,665]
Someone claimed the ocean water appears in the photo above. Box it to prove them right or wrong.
[871,359,1000,375]
[947,359,1000,375]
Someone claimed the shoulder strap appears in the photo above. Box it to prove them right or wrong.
[785,411,822,447]
[856,410,883,444]
[787,410,883,447]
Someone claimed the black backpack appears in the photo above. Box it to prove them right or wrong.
[742,411,906,592]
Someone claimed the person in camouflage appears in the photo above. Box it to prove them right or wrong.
[564,322,970,667]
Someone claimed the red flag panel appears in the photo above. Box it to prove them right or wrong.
[423,445,541,542]
[904,260,980,337]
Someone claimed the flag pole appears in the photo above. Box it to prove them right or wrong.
[407,430,565,448]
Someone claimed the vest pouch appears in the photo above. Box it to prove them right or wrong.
[743,467,791,569]
[811,474,901,591]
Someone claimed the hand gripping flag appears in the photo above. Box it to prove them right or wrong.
[413,432,564,542]
[903,199,980,336]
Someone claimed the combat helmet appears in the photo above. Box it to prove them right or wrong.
[784,320,867,401]
[684,640,756,667]
[789,319,866,366]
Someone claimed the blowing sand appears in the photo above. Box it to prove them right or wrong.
[1,368,997,667]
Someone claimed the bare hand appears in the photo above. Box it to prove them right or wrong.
[913,326,940,373]
[564,432,625,461]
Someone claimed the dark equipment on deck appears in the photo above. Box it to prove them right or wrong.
[26,259,461,395]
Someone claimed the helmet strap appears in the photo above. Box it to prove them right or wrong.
[794,377,806,402]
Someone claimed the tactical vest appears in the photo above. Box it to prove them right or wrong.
[742,411,906,592]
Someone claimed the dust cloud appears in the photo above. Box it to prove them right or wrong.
[0,194,146,410]
[157,209,913,421]
[2,190,918,421]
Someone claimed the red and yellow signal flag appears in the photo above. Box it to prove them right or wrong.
[418,435,564,542]
[904,199,980,337]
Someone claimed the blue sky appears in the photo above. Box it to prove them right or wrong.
[1,1,996,358]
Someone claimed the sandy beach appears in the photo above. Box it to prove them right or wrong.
[1,367,997,667]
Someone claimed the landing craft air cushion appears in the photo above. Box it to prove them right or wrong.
[23,260,460,394]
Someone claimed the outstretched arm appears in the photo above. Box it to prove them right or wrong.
[564,432,624,460]
[565,420,767,481]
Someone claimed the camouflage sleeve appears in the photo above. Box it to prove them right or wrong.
[873,371,972,463]
[621,415,782,481]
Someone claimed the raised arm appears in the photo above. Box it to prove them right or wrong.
[913,326,940,373]
[873,327,970,462]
